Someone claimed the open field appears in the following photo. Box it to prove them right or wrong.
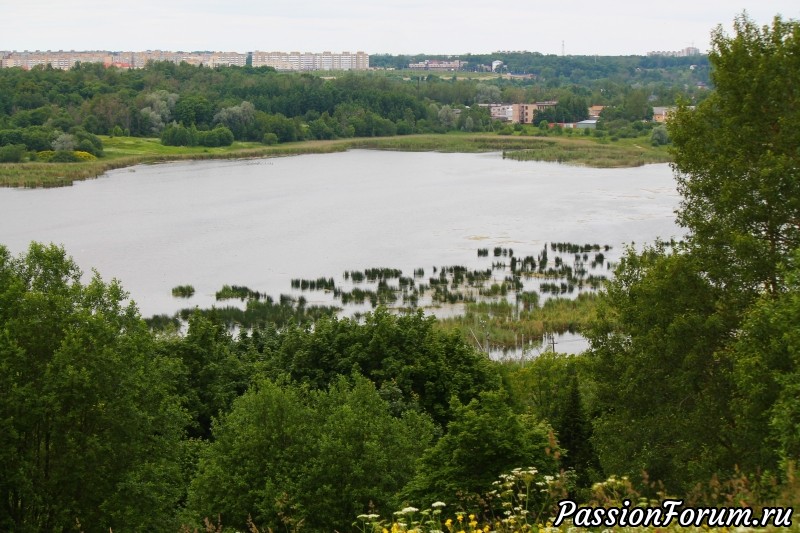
[0,133,671,188]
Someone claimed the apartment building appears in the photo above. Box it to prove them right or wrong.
[647,46,701,57]
[251,51,369,71]
[408,59,464,70]
[513,101,557,124]
[120,51,247,68]
[480,101,560,124]
[0,49,349,70]
[1,50,112,69]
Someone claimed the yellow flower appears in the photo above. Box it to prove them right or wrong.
[446,518,453,527]
[457,514,464,522]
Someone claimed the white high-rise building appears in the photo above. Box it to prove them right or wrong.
[252,50,369,71]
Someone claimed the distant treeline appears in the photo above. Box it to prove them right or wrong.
[370,51,710,81]
[0,56,707,157]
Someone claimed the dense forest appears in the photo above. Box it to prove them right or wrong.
[1,13,799,533]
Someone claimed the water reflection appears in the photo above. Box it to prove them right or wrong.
[0,150,681,320]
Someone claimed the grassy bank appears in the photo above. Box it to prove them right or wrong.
[351,133,671,168]
[0,137,354,188]
[0,133,671,188]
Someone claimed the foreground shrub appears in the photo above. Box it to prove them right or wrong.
[185,376,435,532]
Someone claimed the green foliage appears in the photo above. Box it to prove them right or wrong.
[261,308,501,426]
[160,123,196,146]
[213,101,256,141]
[199,126,234,147]
[580,14,800,497]
[161,312,253,439]
[668,14,800,301]
[260,112,300,143]
[586,245,736,492]
[555,372,600,487]
[400,389,559,507]
[650,125,670,145]
[0,143,26,163]
[161,123,234,147]
[599,88,653,122]
[535,93,589,123]
[730,249,800,471]
[34,149,55,162]
[23,126,58,151]
[49,149,78,162]
[0,243,187,532]
[174,95,214,128]
[186,376,435,532]
[501,353,601,490]
[70,126,104,156]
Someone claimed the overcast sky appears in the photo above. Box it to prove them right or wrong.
[1,1,798,56]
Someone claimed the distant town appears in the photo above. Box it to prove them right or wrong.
[0,46,701,71]
[0,50,370,71]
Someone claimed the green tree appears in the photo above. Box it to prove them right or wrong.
[586,245,735,492]
[555,371,599,487]
[0,143,26,163]
[668,14,800,301]
[174,95,214,127]
[186,376,434,532]
[139,90,179,135]
[650,125,669,146]
[264,308,499,426]
[213,101,256,140]
[401,389,558,507]
[161,312,252,440]
[730,249,800,471]
[0,243,187,532]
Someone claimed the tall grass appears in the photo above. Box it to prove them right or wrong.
[503,139,672,167]
[437,293,599,350]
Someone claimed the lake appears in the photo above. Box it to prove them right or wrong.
[0,150,682,326]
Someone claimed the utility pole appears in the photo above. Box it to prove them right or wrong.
[545,332,557,352]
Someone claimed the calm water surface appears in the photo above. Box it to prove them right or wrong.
[0,150,681,318]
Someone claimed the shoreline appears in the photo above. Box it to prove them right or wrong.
[0,133,672,189]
